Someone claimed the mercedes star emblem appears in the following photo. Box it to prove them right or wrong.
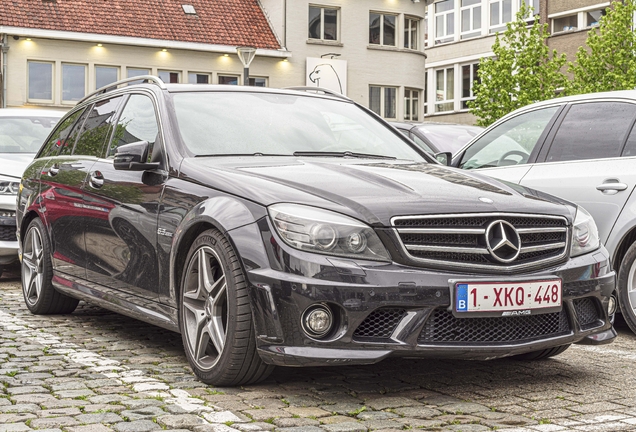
[485,220,521,263]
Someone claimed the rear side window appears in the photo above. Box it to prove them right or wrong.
[459,106,559,170]
[39,108,86,157]
[58,109,91,156]
[109,94,159,159]
[72,96,124,157]
[622,125,636,157]
[546,102,636,162]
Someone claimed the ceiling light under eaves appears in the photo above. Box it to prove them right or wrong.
[182,4,197,15]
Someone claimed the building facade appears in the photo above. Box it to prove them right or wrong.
[423,0,611,124]
[0,0,433,123]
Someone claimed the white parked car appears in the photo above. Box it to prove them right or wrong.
[0,109,64,277]
[452,90,636,332]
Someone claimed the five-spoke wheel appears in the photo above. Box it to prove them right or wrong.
[619,241,636,334]
[179,229,273,386]
[21,218,79,315]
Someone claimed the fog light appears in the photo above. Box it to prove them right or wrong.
[302,305,333,338]
[608,295,617,316]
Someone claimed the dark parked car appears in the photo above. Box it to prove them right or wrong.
[391,121,484,156]
[17,77,615,386]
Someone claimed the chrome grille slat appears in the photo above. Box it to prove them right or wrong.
[391,213,570,272]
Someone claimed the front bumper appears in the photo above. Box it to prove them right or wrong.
[0,196,18,264]
[231,219,616,367]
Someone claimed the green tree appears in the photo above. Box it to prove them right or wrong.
[469,3,567,127]
[568,0,636,94]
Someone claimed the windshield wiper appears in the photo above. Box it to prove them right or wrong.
[293,151,396,160]
[194,153,289,157]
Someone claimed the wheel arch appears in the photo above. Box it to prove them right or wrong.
[169,196,265,305]
[613,225,636,273]
[20,210,43,249]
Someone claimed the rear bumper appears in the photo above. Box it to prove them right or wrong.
[230,220,616,367]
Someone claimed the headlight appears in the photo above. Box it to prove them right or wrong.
[268,203,391,262]
[570,206,600,257]
[0,175,20,196]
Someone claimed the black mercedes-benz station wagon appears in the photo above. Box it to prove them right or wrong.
[17,77,616,385]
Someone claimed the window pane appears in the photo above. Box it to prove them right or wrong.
[436,15,445,38]
[324,9,338,40]
[248,77,267,87]
[462,0,480,5]
[158,71,179,83]
[62,64,86,101]
[41,109,85,157]
[309,6,321,39]
[473,6,481,29]
[384,15,396,46]
[446,12,454,35]
[410,23,418,49]
[59,109,91,156]
[218,76,239,85]
[412,92,419,121]
[73,96,124,157]
[110,95,159,158]
[96,66,118,89]
[490,2,500,25]
[460,107,560,169]
[446,68,454,101]
[461,9,471,32]
[127,68,150,78]
[547,103,636,162]
[436,0,454,12]
[462,65,471,98]
[436,70,445,97]
[503,0,512,22]
[370,13,381,44]
[369,86,381,115]
[384,87,396,118]
[28,62,53,100]
[188,73,209,84]
[624,126,636,157]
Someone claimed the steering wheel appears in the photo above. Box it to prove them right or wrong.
[497,149,529,166]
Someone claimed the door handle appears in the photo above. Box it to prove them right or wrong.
[48,165,59,176]
[596,179,628,195]
[89,171,104,188]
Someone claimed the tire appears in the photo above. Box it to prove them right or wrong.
[21,218,79,315]
[618,241,636,334]
[512,344,571,361]
[179,229,274,386]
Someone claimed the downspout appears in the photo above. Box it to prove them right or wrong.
[0,34,8,108]
[283,0,287,49]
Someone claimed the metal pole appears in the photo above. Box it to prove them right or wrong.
[244,67,249,86]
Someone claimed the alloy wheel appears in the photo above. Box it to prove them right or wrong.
[22,226,44,306]
[182,245,228,371]
[629,258,636,315]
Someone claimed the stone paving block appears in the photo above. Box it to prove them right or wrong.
[321,422,368,432]
[439,402,491,414]
[445,424,491,431]
[75,413,124,424]
[156,414,206,429]
[274,417,321,428]
[37,408,82,418]
[359,419,400,430]
[201,411,246,424]
[247,399,287,409]
[0,401,10,408]
[112,420,161,432]
[319,404,365,416]
[191,425,236,432]
[40,400,87,410]
[80,404,126,414]
[275,427,324,432]
[0,406,39,414]
[392,406,442,419]
[320,416,355,425]
[355,412,398,421]
[0,424,31,432]
[6,387,49,396]
[120,407,165,421]
[29,417,80,429]
[121,400,163,410]
[66,425,114,432]
[54,390,96,399]
[51,382,88,392]
[232,423,276,432]
[283,407,331,418]
[0,413,36,423]
[363,398,419,411]
[283,396,322,407]
[242,409,291,422]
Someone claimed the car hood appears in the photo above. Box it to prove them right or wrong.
[0,153,36,178]
[180,157,576,226]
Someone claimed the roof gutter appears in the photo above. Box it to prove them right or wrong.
[0,34,7,108]
[0,26,292,59]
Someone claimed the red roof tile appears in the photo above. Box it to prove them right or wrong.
[0,0,281,50]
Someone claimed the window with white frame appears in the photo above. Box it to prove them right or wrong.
[28,61,54,102]
[158,70,180,83]
[404,89,420,121]
[188,73,210,84]
[369,12,397,46]
[435,0,455,45]
[489,0,512,33]
[369,86,397,119]
[460,63,480,109]
[553,14,577,32]
[404,16,419,50]
[308,5,339,41]
[461,0,482,40]
[552,7,608,33]
[127,68,150,78]
[424,13,429,47]
[435,67,454,113]
[218,75,239,85]
[424,71,428,115]
[585,8,606,27]
[95,66,119,89]
[248,77,267,87]
[62,63,86,103]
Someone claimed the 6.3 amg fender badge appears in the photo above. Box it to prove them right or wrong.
[157,228,174,238]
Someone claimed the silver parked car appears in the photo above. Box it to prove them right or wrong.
[391,121,484,157]
[452,90,636,332]
[0,109,63,277]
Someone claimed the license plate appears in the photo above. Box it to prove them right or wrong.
[455,279,562,315]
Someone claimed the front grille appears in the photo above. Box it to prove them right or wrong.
[392,213,569,272]
[353,308,407,340]
[418,309,570,344]
[0,226,17,242]
[573,298,602,330]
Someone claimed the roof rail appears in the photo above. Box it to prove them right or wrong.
[284,86,351,101]
[77,75,167,105]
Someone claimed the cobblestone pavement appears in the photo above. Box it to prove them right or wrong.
[1,265,636,432]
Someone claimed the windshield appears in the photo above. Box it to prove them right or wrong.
[415,124,483,154]
[0,117,59,153]
[171,92,425,160]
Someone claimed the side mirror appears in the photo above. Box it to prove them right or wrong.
[113,141,160,171]
[435,152,452,166]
